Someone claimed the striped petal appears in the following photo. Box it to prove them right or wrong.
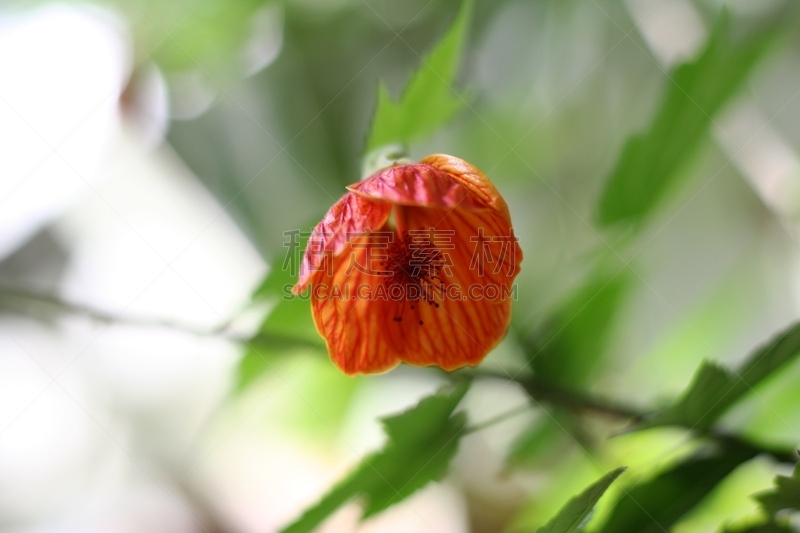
[391,204,521,369]
[309,231,402,375]
[348,163,488,211]
[420,154,512,221]
[294,192,391,293]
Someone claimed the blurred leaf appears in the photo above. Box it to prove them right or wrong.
[280,381,471,533]
[366,0,473,151]
[235,332,323,392]
[506,415,570,470]
[726,525,797,533]
[259,294,319,342]
[236,343,279,392]
[530,271,630,388]
[509,272,631,468]
[234,311,318,393]
[536,467,626,533]
[597,11,784,226]
[236,231,320,392]
[274,356,362,440]
[253,229,310,299]
[755,463,800,516]
[638,321,800,431]
[108,0,269,75]
[255,229,318,341]
[638,258,762,406]
[597,442,757,533]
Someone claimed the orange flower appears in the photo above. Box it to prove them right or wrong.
[293,154,522,375]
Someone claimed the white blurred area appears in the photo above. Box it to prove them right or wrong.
[0,4,127,259]
[0,4,491,532]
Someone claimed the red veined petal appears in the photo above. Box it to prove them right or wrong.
[294,192,391,294]
[388,204,521,369]
[420,154,512,222]
[309,230,402,375]
[348,163,488,211]
[393,198,522,289]
[401,293,513,370]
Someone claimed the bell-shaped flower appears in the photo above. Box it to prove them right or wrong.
[293,154,522,375]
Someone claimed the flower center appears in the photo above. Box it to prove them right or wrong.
[382,231,445,325]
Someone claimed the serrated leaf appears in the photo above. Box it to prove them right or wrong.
[755,462,800,516]
[366,0,473,151]
[597,11,785,226]
[597,442,757,533]
[279,381,471,533]
[536,467,626,533]
[639,321,800,431]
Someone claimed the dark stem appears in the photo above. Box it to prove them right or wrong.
[2,283,796,464]
[467,368,798,464]
[0,284,318,349]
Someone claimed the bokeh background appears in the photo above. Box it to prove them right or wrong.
[1,0,800,531]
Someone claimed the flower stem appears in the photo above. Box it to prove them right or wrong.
[360,143,411,179]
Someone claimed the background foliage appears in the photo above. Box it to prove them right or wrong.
[3,0,800,531]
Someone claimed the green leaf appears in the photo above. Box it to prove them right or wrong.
[253,229,310,300]
[597,11,784,226]
[366,0,473,151]
[639,321,800,431]
[536,467,626,533]
[235,332,324,392]
[279,381,471,533]
[507,271,630,468]
[755,462,800,516]
[726,525,797,533]
[106,0,269,75]
[530,271,630,389]
[236,343,279,392]
[236,230,321,392]
[597,442,757,533]
[506,415,571,470]
[254,236,321,342]
[235,306,319,392]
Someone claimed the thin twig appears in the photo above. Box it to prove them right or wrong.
[0,284,216,336]
[467,368,798,464]
[2,283,796,463]
[0,284,318,349]
[464,403,532,434]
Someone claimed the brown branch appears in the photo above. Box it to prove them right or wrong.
[2,284,795,464]
[467,368,798,464]
[0,283,317,349]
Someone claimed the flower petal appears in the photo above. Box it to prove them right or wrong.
[394,203,522,289]
[309,232,402,375]
[401,296,513,370]
[294,192,391,293]
[348,163,488,211]
[420,154,512,221]
[391,203,522,369]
